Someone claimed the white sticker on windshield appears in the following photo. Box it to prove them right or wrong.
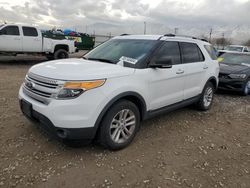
[119,56,138,65]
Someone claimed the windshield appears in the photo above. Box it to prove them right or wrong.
[84,39,158,64]
[0,25,4,29]
[220,53,250,65]
[225,46,243,52]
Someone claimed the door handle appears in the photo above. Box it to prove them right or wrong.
[14,38,21,40]
[176,70,184,74]
[203,65,208,69]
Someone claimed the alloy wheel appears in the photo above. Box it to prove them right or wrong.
[203,87,213,107]
[109,109,136,144]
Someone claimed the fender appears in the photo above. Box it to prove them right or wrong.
[92,91,147,137]
[207,76,218,90]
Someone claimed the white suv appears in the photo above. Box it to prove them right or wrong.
[19,34,219,150]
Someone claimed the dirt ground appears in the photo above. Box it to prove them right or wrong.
[0,54,249,188]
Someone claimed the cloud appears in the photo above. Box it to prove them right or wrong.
[0,0,250,41]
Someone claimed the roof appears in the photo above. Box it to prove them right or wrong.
[114,35,162,40]
[113,34,211,45]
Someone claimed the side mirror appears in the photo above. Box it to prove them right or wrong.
[149,58,173,69]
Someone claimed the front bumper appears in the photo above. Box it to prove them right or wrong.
[18,85,108,140]
[218,78,245,91]
[20,99,97,140]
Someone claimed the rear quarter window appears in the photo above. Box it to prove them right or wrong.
[180,42,205,63]
[204,45,218,60]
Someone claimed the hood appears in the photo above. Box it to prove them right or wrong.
[29,58,135,80]
[220,63,250,74]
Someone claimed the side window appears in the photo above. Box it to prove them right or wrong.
[204,45,218,60]
[151,41,181,65]
[180,42,205,63]
[0,26,20,36]
[22,27,38,37]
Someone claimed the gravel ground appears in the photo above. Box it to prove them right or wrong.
[0,55,249,188]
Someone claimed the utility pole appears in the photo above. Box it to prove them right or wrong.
[209,28,213,43]
[174,28,178,35]
[222,33,225,49]
[144,22,146,35]
[86,25,88,34]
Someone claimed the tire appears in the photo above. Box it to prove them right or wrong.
[98,100,140,150]
[53,49,69,59]
[242,79,250,96]
[196,82,215,111]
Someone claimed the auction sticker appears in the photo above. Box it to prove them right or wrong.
[119,56,138,65]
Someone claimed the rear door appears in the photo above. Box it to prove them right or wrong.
[180,42,207,99]
[22,26,42,52]
[0,25,22,52]
[148,41,185,110]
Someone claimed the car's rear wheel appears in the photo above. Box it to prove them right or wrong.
[242,79,250,96]
[196,82,215,111]
[98,100,140,150]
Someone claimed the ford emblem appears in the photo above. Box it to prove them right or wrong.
[26,81,35,89]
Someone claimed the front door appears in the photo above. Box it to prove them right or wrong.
[0,25,22,52]
[148,41,186,110]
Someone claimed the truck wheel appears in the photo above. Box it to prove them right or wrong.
[196,82,215,111]
[53,49,69,59]
[98,100,140,150]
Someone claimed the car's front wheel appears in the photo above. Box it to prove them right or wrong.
[196,82,215,111]
[98,100,140,150]
[242,79,250,96]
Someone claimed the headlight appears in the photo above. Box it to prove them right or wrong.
[55,79,106,99]
[56,88,84,99]
[229,74,247,79]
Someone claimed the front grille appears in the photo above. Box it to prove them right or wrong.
[23,73,63,104]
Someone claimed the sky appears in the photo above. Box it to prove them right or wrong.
[0,0,250,42]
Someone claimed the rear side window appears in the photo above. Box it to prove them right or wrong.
[180,42,205,63]
[0,26,20,36]
[152,41,181,65]
[22,27,38,37]
[204,45,218,60]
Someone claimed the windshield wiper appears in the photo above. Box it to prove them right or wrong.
[87,58,116,64]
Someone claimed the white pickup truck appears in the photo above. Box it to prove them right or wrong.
[0,24,76,60]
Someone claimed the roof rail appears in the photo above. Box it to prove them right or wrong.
[200,38,208,42]
[164,33,176,37]
[162,34,210,43]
